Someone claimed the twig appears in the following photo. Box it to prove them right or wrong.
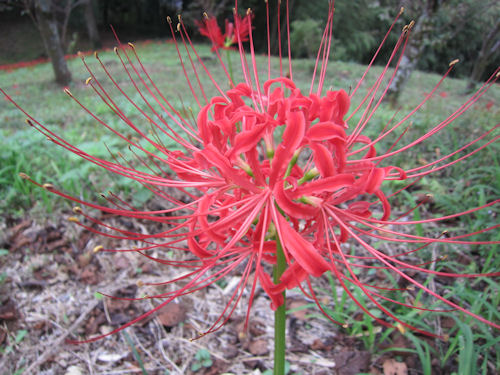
[23,298,100,375]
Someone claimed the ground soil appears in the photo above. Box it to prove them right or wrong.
[0,209,432,375]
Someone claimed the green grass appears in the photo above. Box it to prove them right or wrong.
[0,38,499,373]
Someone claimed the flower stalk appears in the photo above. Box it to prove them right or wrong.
[273,235,287,375]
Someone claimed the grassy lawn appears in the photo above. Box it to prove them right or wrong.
[0,38,499,374]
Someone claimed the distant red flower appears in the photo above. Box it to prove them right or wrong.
[196,12,252,50]
[1,1,499,344]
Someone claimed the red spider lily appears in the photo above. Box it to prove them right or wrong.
[1,0,499,344]
[196,12,252,50]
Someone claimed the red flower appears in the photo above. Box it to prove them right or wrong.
[1,1,499,343]
[196,12,252,50]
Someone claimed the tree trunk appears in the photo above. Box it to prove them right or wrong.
[466,19,500,93]
[83,0,101,49]
[385,8,430,107]
[35,0,72,85]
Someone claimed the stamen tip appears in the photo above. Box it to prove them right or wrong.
[246,8,252,15]
[94,51,99,59]
[42,183,54,190]
[137,280,144,287]
[73,206,83,214]
[166,16,172,24]
[399,7,404,15]
[203,12,208,19]
[443,334,450,342]
[113,46,119,54]
[63,88,73,97]
[176,23,181,32]
[449,59,459,67]
[93,245,103,253]
[85,77,92,85]
[68,216,80,223]
[396,323,406,334]
[19,172,30,179]
[128,42,135,49]
[178,14,182,22]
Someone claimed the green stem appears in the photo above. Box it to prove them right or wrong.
[273,236,287,375]
[226,48,234,84]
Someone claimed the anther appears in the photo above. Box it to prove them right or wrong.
[64,88,73,97]
[396,323,406,334]
[441,255,448,261]
[94,51,99,59]
[128,42,135,49]
[19,172,30,179]
[73,206,83,214]
[68,216,80,223]
[176,23,181,32]
[93,245,103,253]
[203,12,208,19]
[43,183,54,190]
[178,14,182,22]
[85,77,92,85]
[166,16,172,24]
[399,7,404,15]
[137,280,144,287]
[114,46,118,54]
[449,59,459,67]
[77,51,83,58]
[25,118,33,126]
[406,285,415,291]
[342,323,349,329]
[246,8,252,15]
[496,71,500,78]
[443,334,450,342]
[408,20,415,29]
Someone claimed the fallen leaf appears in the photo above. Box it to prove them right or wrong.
[288,299,310,320]
[157,302,186,327]
[0,299,18,321]
[248,338,269,355]
[65,365,85,375]
[97,352,128,363]
[383,358,408,375]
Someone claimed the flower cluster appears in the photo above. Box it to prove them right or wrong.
[1,0,499,343]
[195,12,252,51]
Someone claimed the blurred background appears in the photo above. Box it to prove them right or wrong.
[1,0,499,85]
